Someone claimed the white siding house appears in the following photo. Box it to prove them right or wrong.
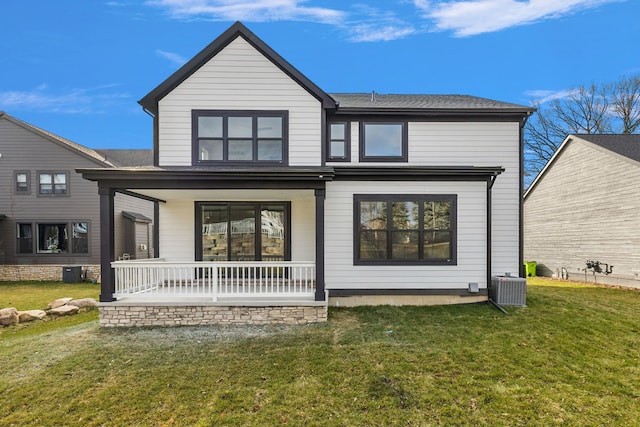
[80,22,533,326]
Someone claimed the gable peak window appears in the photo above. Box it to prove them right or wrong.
[15,171,30,194]
[38,172,68,196]
[359,122,408,162]
[193,110,288,165]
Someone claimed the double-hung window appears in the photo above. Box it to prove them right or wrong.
[193,110,287,165]
[354,194,456,265]
[38,172,68,195]
[359,122,408,162]
[327,122,350,161]
[15,171,30,194]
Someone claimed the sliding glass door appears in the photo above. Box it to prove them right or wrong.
[198,202,289,262]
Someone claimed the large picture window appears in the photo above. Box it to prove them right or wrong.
[354,194,456,265]
[16,221,89,255]
[193,110,288,165]
[359,122,408,162]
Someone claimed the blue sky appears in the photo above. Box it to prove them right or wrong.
[1,0,638,149]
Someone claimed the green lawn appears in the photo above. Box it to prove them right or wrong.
[1,278,639,426]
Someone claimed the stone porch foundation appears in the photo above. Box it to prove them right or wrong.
[0,264,101,282]
[99,302,328,327]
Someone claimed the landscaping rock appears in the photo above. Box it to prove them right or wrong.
[68,298,98,308]
[47,305,79,316]
[48,297,73,309]
[18,310,47,322]
[0,307,20,326]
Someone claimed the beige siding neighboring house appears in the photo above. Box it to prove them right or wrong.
[524,134,640,287]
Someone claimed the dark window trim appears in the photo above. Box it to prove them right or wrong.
[353,194,457,266]
[14,170,31,195]
[191,110,289,166]
[15,220,90,256]
[36,171,70,197]
[327,121,351,162]
[194,201,291,262]
[359,121,408,163]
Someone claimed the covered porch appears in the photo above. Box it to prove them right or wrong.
[78,166,333,326]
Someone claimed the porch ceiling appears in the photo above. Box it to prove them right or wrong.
[125,188,315,201]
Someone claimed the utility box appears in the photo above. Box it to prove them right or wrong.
[62,266,82,283]
[490,276,526,306]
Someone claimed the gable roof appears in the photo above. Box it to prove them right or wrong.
[524,134,640,199]
[0,111,114,167]
[139,21,336,114]
[331,93,534,115]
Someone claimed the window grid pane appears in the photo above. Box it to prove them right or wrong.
[194,112,285,163]
[356,195,455,264]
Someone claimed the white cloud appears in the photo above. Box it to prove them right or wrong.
[156,49,188,67]
[0,84,130,114]
[348,24,417,42]
[415,0,622,36]
[145,0,345,24]
[524,88,577,104]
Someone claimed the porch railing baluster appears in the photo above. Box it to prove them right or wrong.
[111,260,315,301]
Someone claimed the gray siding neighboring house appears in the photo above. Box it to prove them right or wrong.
[0,112,154,281]
[524,134,640,287]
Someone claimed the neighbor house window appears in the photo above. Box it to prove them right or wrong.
[38,172,68,195]
[354,194,456,265]
[193,110,288,165]
[15,171,30,194]
[359,122,408,162]
[327,122,350,161]
[16,221,89,255]
[16,223,33,254]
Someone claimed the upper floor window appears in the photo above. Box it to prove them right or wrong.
[359,122,408,162]
[38,172,68,195]
[327,122,350,162]
[354,194,456,265]
[193,110,288,165]
[15,171,30,194]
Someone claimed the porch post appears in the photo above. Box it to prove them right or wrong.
[314,187,326,301]
[99,187,116,302]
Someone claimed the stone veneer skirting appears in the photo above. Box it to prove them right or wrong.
[99,302,328,327]
[0,264,101,282]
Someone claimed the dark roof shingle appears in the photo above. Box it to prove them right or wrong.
[576,134,640,163]
[95,149,154,167]
[330,93,534,113]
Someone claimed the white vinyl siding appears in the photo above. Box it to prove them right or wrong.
[157,37,322,167]
[328,121,521,277]
[524,139,640,283]
[157,190,315,262]
[324,181,487,290]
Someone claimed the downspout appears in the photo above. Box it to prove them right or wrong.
[486,173,499,299]
[518,113,532,277]
[142,107,159,167]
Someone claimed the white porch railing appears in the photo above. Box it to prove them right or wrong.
[111,259,316,301]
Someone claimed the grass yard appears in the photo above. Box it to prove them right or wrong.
[0,281,100,338]
[1,278,639,426]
